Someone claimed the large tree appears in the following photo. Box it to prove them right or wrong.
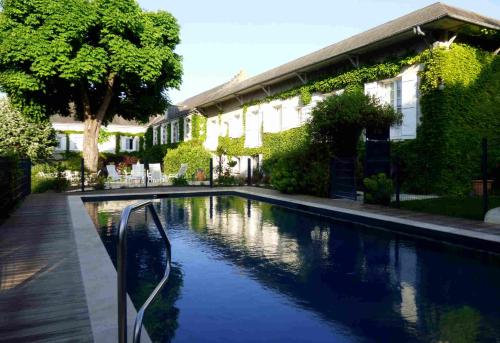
[0,0,182,171]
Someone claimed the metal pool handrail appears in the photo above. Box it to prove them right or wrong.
[117,200,172,343]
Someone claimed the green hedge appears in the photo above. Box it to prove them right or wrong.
[163,140,211,180]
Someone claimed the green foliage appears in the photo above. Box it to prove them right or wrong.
[171,176,188,186]
[115,134,121,154]
[363,173,394,205]
[163,140,211,180]
[144,144,169,163]
[309,88,401,157]
[59,151,83,171]
[439,306,482,343]
[266,146,330,196]
[31,168,70,193]
[299,87,312,105]
[0,99,57,161]
[398,196,500,221]
[0,0,182,121]
[217,126,309,158]
[138,136,144,153]
[191,113,207,141]
[93,175,107,190]
[397,44,500,195]
[145,127,153,149]
[98,128,112,144]
[241,53,424,109]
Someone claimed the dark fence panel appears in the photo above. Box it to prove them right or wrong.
[365,139,391,178]
[0,157,31,216]
[330,157,357,200]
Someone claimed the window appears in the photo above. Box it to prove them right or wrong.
[245,110,261,148]
[124,137,134,150]
[230,113,243,138]
[161,124,166,144]
[185,118,191,140]
[172,121,179,143]
[153,126,158,145]
[386,78,402,113]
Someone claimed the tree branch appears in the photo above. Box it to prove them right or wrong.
[81,84,93,119]
[96,72,116,122]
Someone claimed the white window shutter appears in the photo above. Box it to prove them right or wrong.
[401,69,418,138]
[364,81,378,99]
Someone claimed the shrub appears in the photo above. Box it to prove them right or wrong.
[164,141,211,181]
[59,152,83,171]
[309,87,401,157]
[0,99,57,161]
[363,173,394,205]
[266,146,330,196]
[93,176,107,190]
[171,176,188,186]
[32,174,69,193]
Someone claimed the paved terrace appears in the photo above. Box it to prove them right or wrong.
[1,186,500,342]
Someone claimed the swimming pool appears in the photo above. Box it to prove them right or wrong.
[85,196,500,342]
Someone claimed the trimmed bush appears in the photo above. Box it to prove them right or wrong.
[363,173,394,205]
[163,141,211,181]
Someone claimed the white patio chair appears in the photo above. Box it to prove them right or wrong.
[148,163,166,183]
[128,163,145,183]
[106,165,122,182]
[168,163,188,180]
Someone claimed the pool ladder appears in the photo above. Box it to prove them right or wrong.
[117,200,172,343]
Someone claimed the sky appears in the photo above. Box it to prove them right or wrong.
[137,0,500,104]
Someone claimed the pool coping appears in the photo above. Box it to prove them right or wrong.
[68,187,500,341]
[68,196,151,343]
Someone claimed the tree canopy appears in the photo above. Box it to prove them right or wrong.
[0,99,57,161]
[0,0,182,170]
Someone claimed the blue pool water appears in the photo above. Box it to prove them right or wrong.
[85,196,500,342]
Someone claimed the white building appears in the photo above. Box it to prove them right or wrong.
[51,115,146,154]
[152,3,498,177]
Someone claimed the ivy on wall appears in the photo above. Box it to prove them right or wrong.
[115,134,121,154]
[217,126,309,159]
[239,52,425,108]
[191,113,207,141]
[145,127,153,149]
[394,43,500,195]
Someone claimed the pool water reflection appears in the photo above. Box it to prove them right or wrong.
[85,196,500,342]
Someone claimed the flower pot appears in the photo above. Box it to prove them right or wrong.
[195,169,205,181]
[472,179,493,196]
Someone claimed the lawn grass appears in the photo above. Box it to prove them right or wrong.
[396,196,500,221]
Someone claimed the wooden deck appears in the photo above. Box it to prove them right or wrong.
[0,193,93,342]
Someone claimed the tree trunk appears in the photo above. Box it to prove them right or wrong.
[82,117,101,172]
[81,73,116,172]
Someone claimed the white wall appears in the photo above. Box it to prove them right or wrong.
[52,121,143,153]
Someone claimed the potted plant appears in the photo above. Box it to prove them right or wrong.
[195,168,205,181]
